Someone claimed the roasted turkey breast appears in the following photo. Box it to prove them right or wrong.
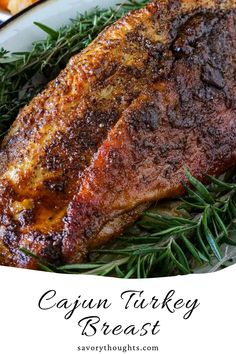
[0,0,236,268]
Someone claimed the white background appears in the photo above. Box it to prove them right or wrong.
[0,265,235,354]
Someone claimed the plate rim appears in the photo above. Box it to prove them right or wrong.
[0,0,48,30]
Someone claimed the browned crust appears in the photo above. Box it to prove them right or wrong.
[0,0,236,268]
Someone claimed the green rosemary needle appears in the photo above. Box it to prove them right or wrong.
[2,0,236,278]
[0,0,149,136]
[20,169,236,278]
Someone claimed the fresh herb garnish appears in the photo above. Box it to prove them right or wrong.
[0,0,149,136]
[2,0,236,277]
[20,169,236,277]
[56,170,236,277]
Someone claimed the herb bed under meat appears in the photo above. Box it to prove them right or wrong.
[1,0,236,277]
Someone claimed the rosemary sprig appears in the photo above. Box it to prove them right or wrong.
[20,169,236,278]
[2,1,236,278]
[56,170,236,278]
[0,0,149,136]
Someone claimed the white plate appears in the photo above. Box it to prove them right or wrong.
[0,10,10,23]
[0,0,119,52]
